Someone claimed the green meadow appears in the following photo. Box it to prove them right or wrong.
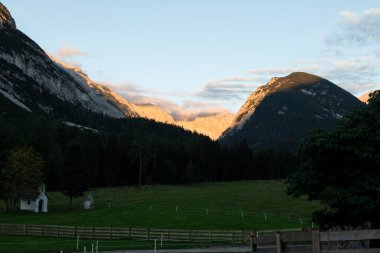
[0,180,320,231]
[0,235,213,253]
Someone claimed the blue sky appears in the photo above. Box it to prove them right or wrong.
[3,0,379,117]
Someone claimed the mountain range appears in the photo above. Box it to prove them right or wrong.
[0,2,233,139]
[0,3,370,149]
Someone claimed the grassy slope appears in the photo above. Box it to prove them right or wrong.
[0,181,320,231]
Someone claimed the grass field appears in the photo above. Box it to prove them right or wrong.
[0,180,320,231]
[0,235,216,253]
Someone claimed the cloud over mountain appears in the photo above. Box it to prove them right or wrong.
[52,46,88,67]
[327,8,380,45]
[108,83,231,121]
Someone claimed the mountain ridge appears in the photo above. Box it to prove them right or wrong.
[0,2,231,139]
[0,3,366,143]
[0,3,15,29]
[0,24,138,119]
[220,72,365,149]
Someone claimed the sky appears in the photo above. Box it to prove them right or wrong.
[3,0,380,119]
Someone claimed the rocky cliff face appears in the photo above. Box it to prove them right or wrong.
[178,113,234,140]
[134,103,233,140]
[0,3,16,29]
[220,72,365,150]
[0,3,140,119]
[134,103,176,124]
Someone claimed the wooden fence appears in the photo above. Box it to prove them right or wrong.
[251,229,380,253]
[0,223,252,244]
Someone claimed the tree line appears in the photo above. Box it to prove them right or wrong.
[0,95,297,207]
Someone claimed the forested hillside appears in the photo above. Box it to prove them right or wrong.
[0,93,296,190]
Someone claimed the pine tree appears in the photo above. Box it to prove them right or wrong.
[60,143,87,207]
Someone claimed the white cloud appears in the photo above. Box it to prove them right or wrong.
[248,68,299,76]
[197,82,259,101]
[104,82,141,93]
[210,76,258,82]
[327,8,380,45]
[196,75,269,102]
[182,100,223,108]
[108,83,232,121]
[339,10,360,23]
[56,46,88,59]
[51,46,88,67]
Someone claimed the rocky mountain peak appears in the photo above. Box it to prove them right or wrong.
[221,73,324,135]
[0,3,16,29]
[264,72,324,93]
[219,72,365,149]
[285,72,323,85]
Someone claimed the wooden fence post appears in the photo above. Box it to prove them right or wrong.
[276,233,282,253]
[129,227,132,239]
[232,232,235,244]
[312,230,320,253]
[57,225,60,238]
[74,226,77,238]
[110,226,112,240]
[210,229,212,243]
[168,228,171,241]
[147,227,150,241]
[24,224,27,236]
[92,226,95,240]
[41,224,44,236]
[251,234,257,253]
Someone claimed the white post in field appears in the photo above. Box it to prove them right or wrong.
[154,239,157,253]
[161,233,163,247]
[84,246,86,253]
[92,243,94,253]
[96,240,99,253]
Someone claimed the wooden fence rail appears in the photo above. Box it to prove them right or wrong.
[251,229,380,253]
[0,223,252,244]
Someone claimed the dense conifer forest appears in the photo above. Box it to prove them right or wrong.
[0,94,297,191]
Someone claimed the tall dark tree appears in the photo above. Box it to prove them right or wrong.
[60,143,88,207]
[182,158,194,183]
[0,147,44,212]
[128,131,150,187]
[45,143,64,191]
[287,91,380,230]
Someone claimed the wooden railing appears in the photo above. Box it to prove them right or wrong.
[0,223,252,244]
[251,229,380,253]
